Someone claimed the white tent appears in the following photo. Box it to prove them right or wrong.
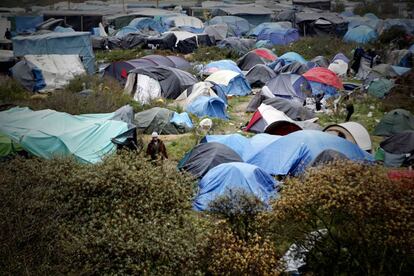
[176,81,217,108]
[205,70,240,86]
[324,122,372,152]
[25,54,85,91]
[124,73,161,104]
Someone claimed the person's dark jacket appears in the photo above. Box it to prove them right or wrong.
[146,139,168,160]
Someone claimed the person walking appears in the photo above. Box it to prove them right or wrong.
[146,132,168,161]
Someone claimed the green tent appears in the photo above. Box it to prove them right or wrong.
[134,107,190,135]
[373,109,414,136]
[0,133,24,158]
[367,78,394,98]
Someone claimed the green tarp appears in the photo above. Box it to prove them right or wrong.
[373,109,414,136]
[0,107,130,163]
[367,78,394,98]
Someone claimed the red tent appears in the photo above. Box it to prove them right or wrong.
[303,67,343,89]
[252,48,277,62]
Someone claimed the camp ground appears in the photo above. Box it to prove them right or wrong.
[0,0,413,274]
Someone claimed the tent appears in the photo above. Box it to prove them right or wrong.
[262,74,311,101]
[343,25,378,44]
[273,61,312,75]
[202,60,241,75]
[303,67,343,89]
[125,66,197,100]
[379,131,414,167]
[128,17,165,34]
[373,109,414,136]
[177,142,243,178]
[328,59,348,77]
[164,16,204,32]
[11,54,86,92]
[134,107,191,135]
[217,37,255,56]
[200,134,250,159]
[310,149,349,167]
[293,0,331,10]
[116,26,140,37]
[204,23,228,41]
[176,82,219,108]
[248,22,292,36]
[237,52,268,71]
[208,16,250,37]
[310,56,330,68]
[166,31,215,54]
[251,48,278,61]
[193,162,278,211]
[295,12,348,36]
[186,96,227,119]
[14,15,43,33]
[386,50,413,68]
[0,132,24,159]
[332,53,350,63]
[367,78,395,98]
[12,32,95,74]
[104,55,190,83]
[324,122,372,152]
[213,5,272,26]
[248,96,315,121]
[245,64,277,87]
[257,28,300,46]
[0,106,134,163]
[278,52,307,64]
[205,70,251,96]
[245,104,306,135]
[246,130,374,176]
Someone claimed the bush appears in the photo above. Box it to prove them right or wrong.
[189,46,239,63]
[267,161,414,275]
[0,152,201,275]
[379,26,408,45]
[0,76,30,104]
[332,0,345,13]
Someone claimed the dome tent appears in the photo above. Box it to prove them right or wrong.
[324,122,372,152]
[245,64,277,87]
[186,96,228,119]
[193,162,278,211]
[176,82,220,108]
[373,109,414,136]
[202,59,241,75]
[208,16,250,37]
[343,25,378,44]
[205,70,251,96]
[178,142,243,178]
[262,74,311,101]
[200,134,250,160]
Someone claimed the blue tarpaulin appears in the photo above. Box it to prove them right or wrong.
[12,32,95,74]
[201,134,250,159]
[128,17,165,33]
[193,162,278,211]
[0,107,131,163]
[246,130,374,176]
[203,60,242,75]
[257,28,299,45]
[344,25,378,44]
[170,111,193,128]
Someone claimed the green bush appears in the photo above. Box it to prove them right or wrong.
[0,152,201,275]
[267,161,414,275]
[379,26,408,44]
[189,46,239,63]
[0,76,30,104]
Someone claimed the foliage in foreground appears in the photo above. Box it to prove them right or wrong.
[265,161,414,275]
[0,152,200,275]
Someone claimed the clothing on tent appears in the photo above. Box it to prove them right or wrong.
[193,162,278,211]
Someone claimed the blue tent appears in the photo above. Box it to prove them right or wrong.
[116,26,139,37]
[409,44,414,52]
[203,60,242,75]
[257,28,299,45]
[278,52,307,64]
[14,16,43,34]
[206,71,251,96]
[170,112,193,128]
[193,162,278,211]
[12,32,95,74]
[128,17,165,33]
[246,130,374,176]
[308,81,338,98]
[248,22,286,36]
[208,16,250,37]
[186,96,227,119]
[344,25,378,44]
[201,134,250,159]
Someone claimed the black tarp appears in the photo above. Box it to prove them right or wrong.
[178,142,243,178]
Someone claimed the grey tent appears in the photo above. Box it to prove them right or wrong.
[310,56,330,68]
[373,109,414,136]
[204,24,228,41]
[310,149,349,167]
[262,74,311,101]
[263,97,315,121]
[295,12,348,36]
[10,59,41,92]
[245,64,277,87]
[237,52,266,71]
[128,66,197,99]
[379,131,414,167]
[134,107,190,135]
[275,61,311,75]
[217,37,255,56]
[177,142,243,178]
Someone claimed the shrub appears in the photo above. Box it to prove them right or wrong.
[332,0,345,13]
[267,161,414,275]
[0,152,201,275]
[0,75,30,104]
[379,26,408,45]
[189,46,239,63]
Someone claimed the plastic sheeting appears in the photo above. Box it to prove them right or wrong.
[246,130,374,176]
[170,112,193,129]
[15,16,43,33]
[193,162,278,211]
[0,107,131,163]
[13,32,95,74]
[208,16,250,37]
[201,134,250,159]
[344,25,378,44]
